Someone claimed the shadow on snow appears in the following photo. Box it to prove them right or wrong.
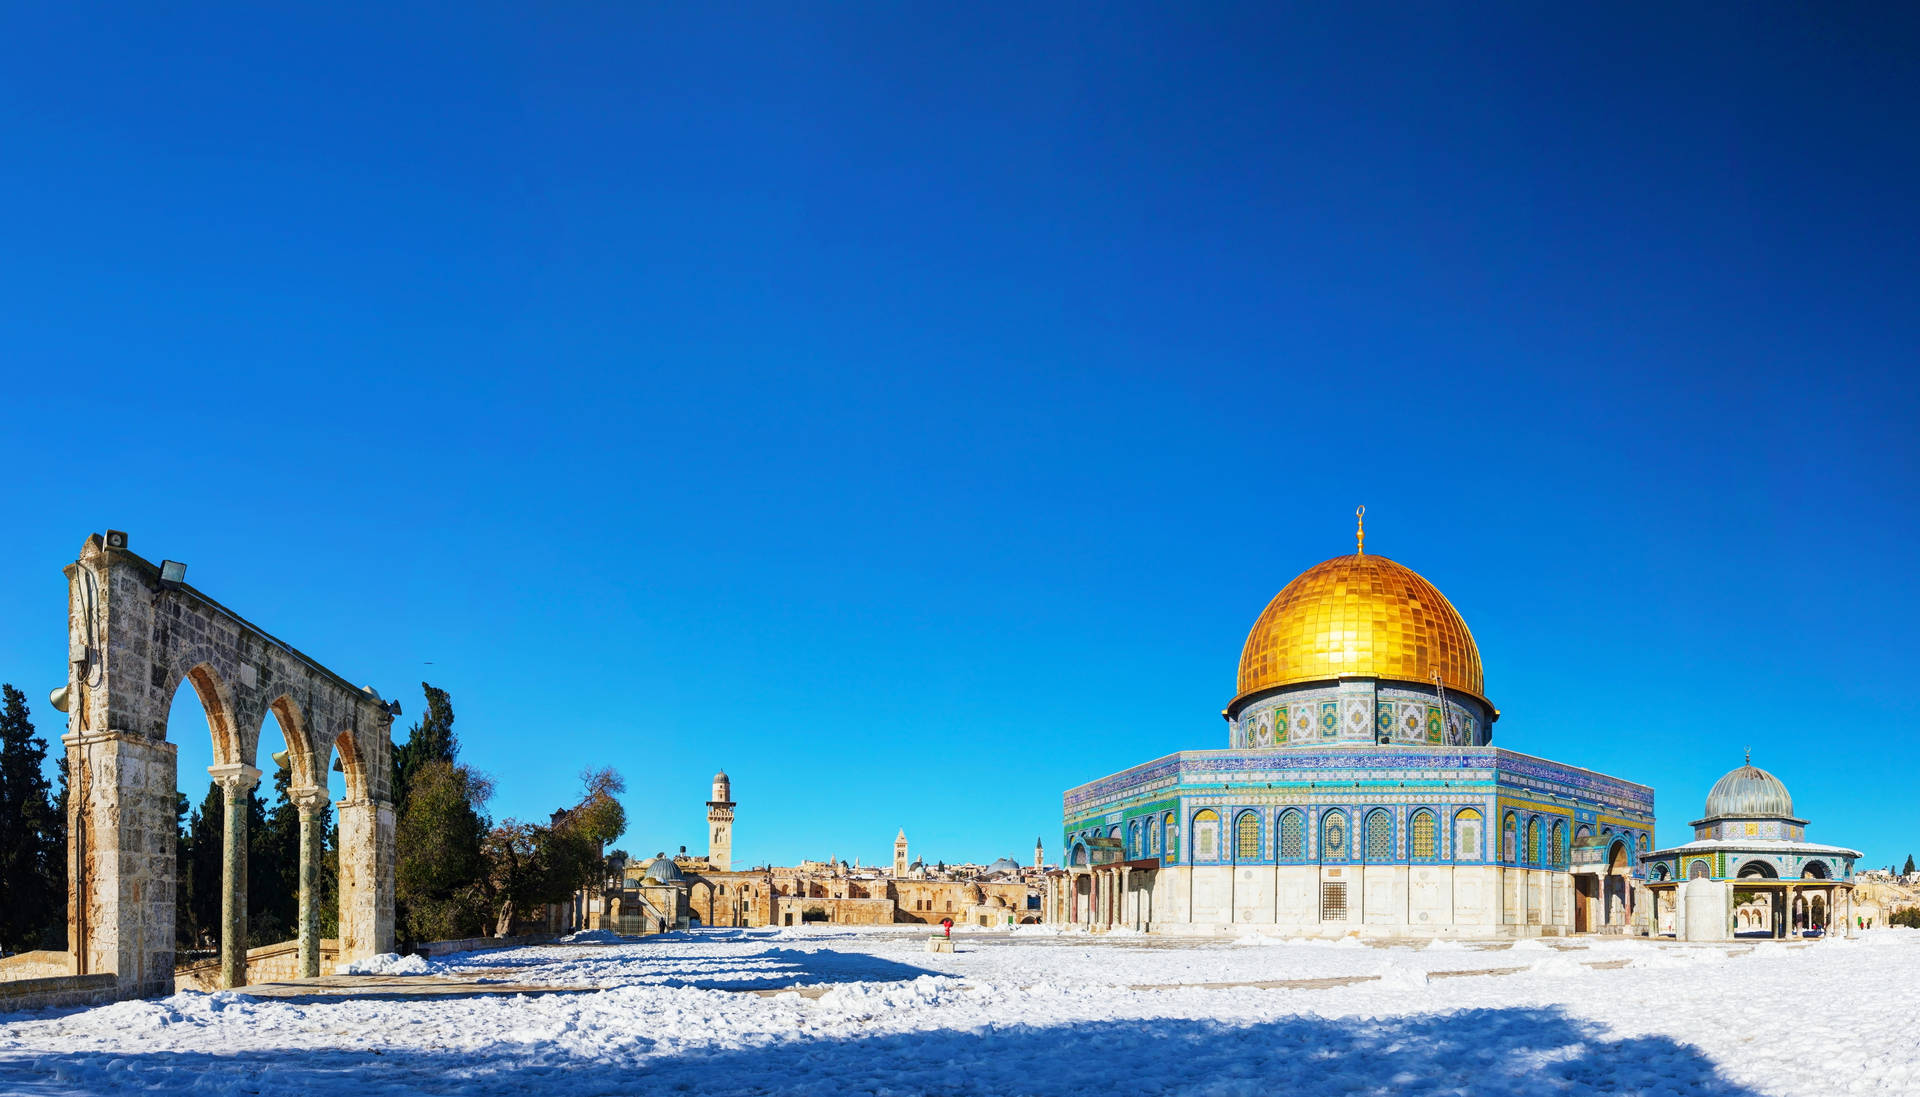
[0,1005,1766,1096]
[441,929,944,992]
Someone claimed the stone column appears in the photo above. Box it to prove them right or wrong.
[337,795,397,966]
[210,763,262,989]
[291,787,331,979]
[64,729,180,999]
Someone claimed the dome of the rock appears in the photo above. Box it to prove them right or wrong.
[1235,552,1485,707]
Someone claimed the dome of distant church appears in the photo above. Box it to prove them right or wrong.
[1702,761,1795,821]
[1236,551,1485,707]
[643,855,683,883]
[986,857,1022,875]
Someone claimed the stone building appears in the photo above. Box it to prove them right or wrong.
[1640,758,1860,940]
[1053,517,1656,937]
[602,775,1043,932]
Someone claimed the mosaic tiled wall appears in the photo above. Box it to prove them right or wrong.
[1645,848,1858,884]
[1061,746,1655,872]
[1227,681,1488,750]
[1698,820,1806,842]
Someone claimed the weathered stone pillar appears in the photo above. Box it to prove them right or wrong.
[337,795,396,965]
[64,730,179,999]
[211,763,261,989]
[292,787,330,978]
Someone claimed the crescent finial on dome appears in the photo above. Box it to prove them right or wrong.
[1355,505,1365,555]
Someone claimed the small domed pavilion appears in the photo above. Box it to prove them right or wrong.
[1641,756,1860,941]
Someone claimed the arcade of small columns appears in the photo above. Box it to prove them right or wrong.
[1648,879,1853,939]
[58,533,397,999]
[1047,854,1644,933]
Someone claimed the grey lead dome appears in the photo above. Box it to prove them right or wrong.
[1702,763,1795,820]
[643,855,683,883]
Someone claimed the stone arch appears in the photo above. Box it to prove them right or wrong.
[261,693,322,791]
[167,659,245,767]
[58,532,397,999]
[1803,859,1831,880]
[1606,839,1630,874]
[1651,861,1670,882]
[332,727,372,804]
[1738,859,1778,879]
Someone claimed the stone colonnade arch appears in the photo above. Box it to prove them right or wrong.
[60,532,397,998]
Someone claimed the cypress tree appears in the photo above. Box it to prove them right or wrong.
[0,684,60,953]
[179,783,226,952]
[393,683,457,810]
[391,683,489,943]
[1905,854,1915,876]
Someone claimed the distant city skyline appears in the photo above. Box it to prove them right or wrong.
[1,6,1916,870]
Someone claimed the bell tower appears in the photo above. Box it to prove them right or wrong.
[1034,835,1044,870]
[893,828,909,877]
[707,771,734,871]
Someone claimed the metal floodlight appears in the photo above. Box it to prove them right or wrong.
[159,560,188,585]
[49,685,70,713]
[270,749,289,771]
[332,756,344,774]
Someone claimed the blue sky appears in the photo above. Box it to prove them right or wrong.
[1,5,1916,870]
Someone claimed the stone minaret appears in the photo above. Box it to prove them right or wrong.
[893,828,909,877]
[1034,835,1044,870]
[707,771,735,871]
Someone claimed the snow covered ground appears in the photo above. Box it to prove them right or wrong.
[3,926,1916,1096]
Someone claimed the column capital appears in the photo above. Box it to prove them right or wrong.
[208,762,262,795]
[290,786,331,812]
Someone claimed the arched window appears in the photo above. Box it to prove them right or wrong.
[1279,809,1305,859]
[1148,819,1161,856]
[1804,860,1830,880]
[1502,812,1518,863]
[1164,812,1178,862]
[1651,862,1670,882]
[1525,818,1541,866]
[1455,808,1483,861]
[1410,810,1437,859]
[1193,809,1221,862]
[1322,811,1348,860]
[1365,810,1392,861]
[1687,859,1709,880]
[1550,820,1566,869]
[1235,812,1260,861]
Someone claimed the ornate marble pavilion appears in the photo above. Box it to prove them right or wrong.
[1642,758,1859,940]
[1050,514,1656,937]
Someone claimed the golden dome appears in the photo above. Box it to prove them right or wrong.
[1233,553,1486,708]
